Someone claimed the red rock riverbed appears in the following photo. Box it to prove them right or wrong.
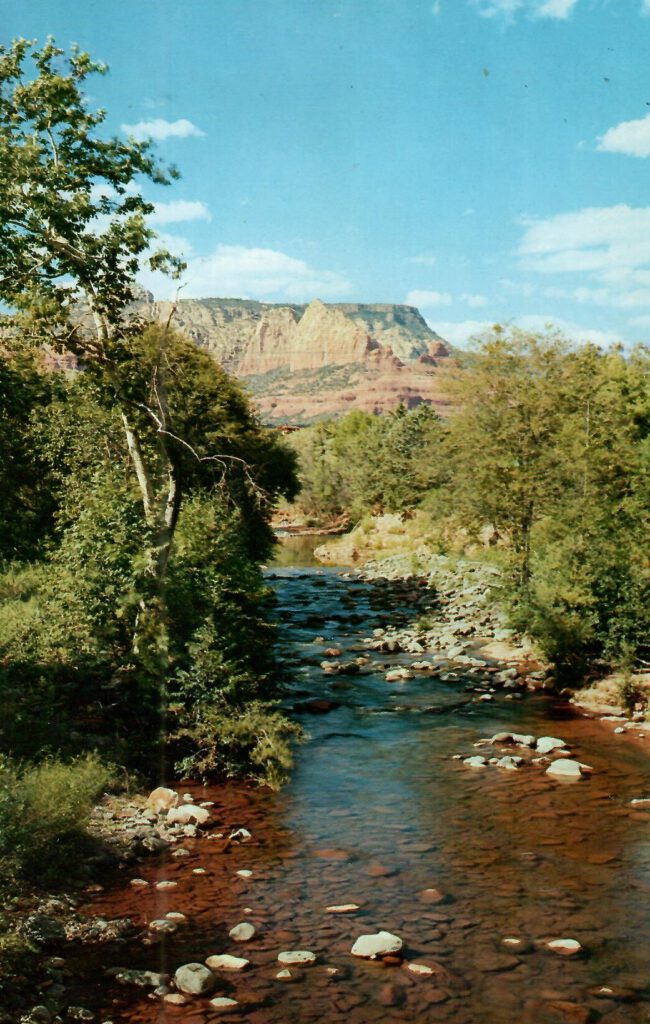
[68,564,650,1024]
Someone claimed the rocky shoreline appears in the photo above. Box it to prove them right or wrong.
[9,549,650,1024]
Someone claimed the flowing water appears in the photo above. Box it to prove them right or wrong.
[74,556,650,1024]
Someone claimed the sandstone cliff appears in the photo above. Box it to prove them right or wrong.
[145,294,452,423]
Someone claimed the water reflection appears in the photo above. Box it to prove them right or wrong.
[76,559,650,1023]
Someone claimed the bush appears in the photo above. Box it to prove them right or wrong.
[173,702,303,790]
[0,753,114,893]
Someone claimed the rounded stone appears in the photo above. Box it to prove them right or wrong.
[351,931,403,959]
[229,921,256,942]
[277,950,317,966]
[173,962,217,995]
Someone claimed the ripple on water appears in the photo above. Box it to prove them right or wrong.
[71,566,650,1023]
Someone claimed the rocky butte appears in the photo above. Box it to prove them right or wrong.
[146,295,454,424]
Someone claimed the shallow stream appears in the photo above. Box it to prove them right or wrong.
[75,557,650,1023]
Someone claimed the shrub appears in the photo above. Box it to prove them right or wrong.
[0,753,115,893]
[173,701,303,790]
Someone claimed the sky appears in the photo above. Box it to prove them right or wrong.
[4,0,650,347]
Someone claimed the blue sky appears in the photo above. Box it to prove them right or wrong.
[5,0,650,346]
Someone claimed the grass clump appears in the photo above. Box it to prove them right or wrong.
[0,753,115,894]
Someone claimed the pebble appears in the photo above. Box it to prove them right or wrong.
[546,938,583,956]
[229,922,256,942]
[325,904,360,913]
[236,869,253,878]
[148,919,177,934]
[208,997,239,1012]
[277,950,317,966]
[407,962,435,976]
[155,880,177,890]
[275,968,297,981]
[463,755,488,769]
[163,993,187,1005]
[129,878,149,887]
[205,954,250,972]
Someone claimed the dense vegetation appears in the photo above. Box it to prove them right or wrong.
[291,329,650,679]
[0,38,300,963]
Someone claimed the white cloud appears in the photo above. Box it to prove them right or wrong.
[461,293,488,307]
[432,315,624,349]
[139,244,352,301]
[406,289,453,308]
[535,0,578,18]
[121,118,205,141]
[409,253,438,266]
[519,205,650,275]
[149,200,211,225]
[472,0,578,19]
[642,0,650,15]
[472,0,523,18]
[432,1,442,12]
[518,204,650,313]
[598,113,650,158]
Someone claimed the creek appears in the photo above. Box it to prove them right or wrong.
[73,551,650,1024]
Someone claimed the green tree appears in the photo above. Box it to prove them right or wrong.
[0,39,297,679]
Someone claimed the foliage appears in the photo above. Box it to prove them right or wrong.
[0,753,114,892]
[290,404,444,520]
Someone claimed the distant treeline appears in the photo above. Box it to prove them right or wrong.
[289,328,650,677]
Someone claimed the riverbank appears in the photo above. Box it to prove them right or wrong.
[9,549,650,1024]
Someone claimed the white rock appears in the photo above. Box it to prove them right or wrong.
[276,968,293,980]
[229,828,252,843]
[155,880,177,891]
[536,736,568,755]
[148,919,177,934]
[229,922,256,942]
[495,755,523,770]
[209,997,239,1012]
[173,963,216,995]
[236,869,253,878]
[325,904,360,913]
[277,950,317,965]
[129,878,149,887]
[490,732,535,747]
[546,938,583,956]
[205,954,249,972]
[463,756,488,769]
[165,912,186,922]
[146,787,179,813]
[546,759,592,779]
[407,962,435,976]
[351,931,403,959]
[166,804,210,825]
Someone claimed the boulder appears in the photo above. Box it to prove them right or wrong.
[495,755,522,770]
[536,736,567,755]
[351,930,403,959]
[22,915,66,949]
[173,962,216,995]
[166,804,210,825]
[146,787,179,813]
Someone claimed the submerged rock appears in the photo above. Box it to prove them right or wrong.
[278,950,317,965]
